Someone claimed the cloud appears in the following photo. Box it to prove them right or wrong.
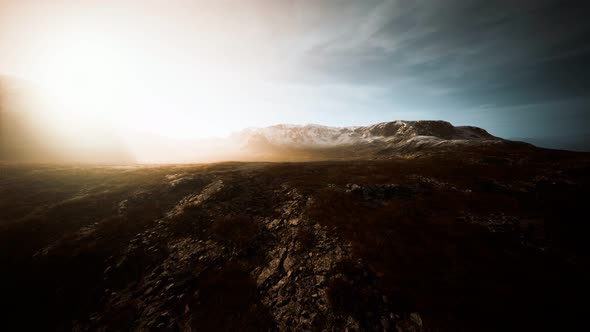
[1,0,589,144]
[286,0,590,109]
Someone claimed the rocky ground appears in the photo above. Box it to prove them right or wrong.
[1,145,590,331]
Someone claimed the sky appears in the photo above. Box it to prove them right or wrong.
[1,0,590,149]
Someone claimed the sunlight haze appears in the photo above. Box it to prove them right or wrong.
[0,0,306,140]
[2,0,590,162]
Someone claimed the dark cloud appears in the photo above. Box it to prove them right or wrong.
[302,1,590,99]
[284,0,590,146]
[2,0,588,149]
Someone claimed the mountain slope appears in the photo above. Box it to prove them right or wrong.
[2,146,589,331]
[235,120,499,147]
[1,77,134,164]
[228,120,518,161]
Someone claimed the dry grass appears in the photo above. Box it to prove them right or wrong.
[0,145,589,331]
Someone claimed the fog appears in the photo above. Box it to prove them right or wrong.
[1,78,135,163]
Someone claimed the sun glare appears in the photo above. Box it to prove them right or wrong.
[1,1,288,162]
[31,27,214,138]
[9,6,270,146]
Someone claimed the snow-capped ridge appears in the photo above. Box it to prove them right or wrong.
[233,120,499,148]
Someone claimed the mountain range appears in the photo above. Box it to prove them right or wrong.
[221,120,531,162]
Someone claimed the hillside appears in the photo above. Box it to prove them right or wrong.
[227,120,519,162]
[0,77,134,164]
[1,144,589,331]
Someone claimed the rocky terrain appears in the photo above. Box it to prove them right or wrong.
[1,142,590,331]
[237,120,498,147]
[232,120,509,161]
